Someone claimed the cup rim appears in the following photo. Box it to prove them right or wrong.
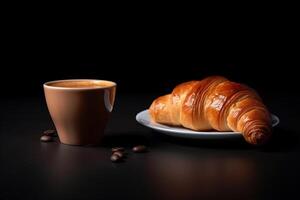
[43,79,117,90]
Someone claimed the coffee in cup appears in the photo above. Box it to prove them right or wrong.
[44,79,116,145]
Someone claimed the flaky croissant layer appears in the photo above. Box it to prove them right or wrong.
[149,76,272,145]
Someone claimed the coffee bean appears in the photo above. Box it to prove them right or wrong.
[110,154,122,162]
[43,129,57,136]
[112,147,125,153]
[40,135,53,142]
[132,145,147,153]
[113,151,124,158]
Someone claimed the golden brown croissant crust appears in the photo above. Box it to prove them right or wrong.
[149,76,272,145]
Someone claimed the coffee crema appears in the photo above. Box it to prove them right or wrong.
[47,80,114,88]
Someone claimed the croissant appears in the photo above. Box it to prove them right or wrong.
[149,76,272,145]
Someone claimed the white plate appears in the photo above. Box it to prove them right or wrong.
[136,110,280,139]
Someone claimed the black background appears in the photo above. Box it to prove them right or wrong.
[2,39,297,97]
[1,2,297,98]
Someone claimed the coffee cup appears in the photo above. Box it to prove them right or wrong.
[44,79,116,145]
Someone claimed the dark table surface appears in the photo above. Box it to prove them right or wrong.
[1,93,300,200]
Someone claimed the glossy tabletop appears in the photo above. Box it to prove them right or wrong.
[1,93,299,200]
